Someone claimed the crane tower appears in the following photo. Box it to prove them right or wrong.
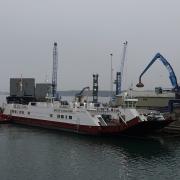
[116,41,128,95]
[52,42,58,98]
[93,74,99,103]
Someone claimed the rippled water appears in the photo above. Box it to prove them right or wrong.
[0,124,180,180]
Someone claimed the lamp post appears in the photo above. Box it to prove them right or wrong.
[110,53,113,100]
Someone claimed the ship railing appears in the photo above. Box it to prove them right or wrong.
[54,108,73,113]
[13,104,28,110]
[97,116,107,126]
[118,113,127,125]
[96,107,120,113]
[87,108,98,111]
[59,105,71,109]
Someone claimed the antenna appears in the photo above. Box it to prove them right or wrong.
[20,74,23,95]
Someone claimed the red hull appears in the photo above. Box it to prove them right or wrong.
[0,114,140,135]
[0,114,11,123]
[122,117,174,135]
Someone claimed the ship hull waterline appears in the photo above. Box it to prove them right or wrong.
[122,117,174,135]
[0,114,140,136]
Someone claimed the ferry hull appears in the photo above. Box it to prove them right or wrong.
[1,114,140,135]
[0,114,11,123]
[122,117,174,135]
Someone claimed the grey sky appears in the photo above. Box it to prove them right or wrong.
[0,0,179,91]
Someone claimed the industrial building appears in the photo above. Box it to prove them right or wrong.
[10,78,35,97]
[7,78,36,104]
[115,90,175,112]
[35,83,52,101]
[7,78,53,104]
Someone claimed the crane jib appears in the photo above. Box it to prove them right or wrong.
[137,53,179,90]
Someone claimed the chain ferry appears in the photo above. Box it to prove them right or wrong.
[0,94,173,135]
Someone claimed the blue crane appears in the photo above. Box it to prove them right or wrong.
[136,53,179,93]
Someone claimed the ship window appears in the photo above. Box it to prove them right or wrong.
[50,114,53,118]
[98,117,103,121]
[129,102,132,107]
[124,102,128,108]
[65,115,67,119]
[61,115,64,119]
[69,116,72,119]
[28,112,30,115]
[57,115,60,118]
[132,102,136,108]
[31,102,36,106]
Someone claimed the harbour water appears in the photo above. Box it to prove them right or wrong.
[1,95,180,180]
[0,124,180,180]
